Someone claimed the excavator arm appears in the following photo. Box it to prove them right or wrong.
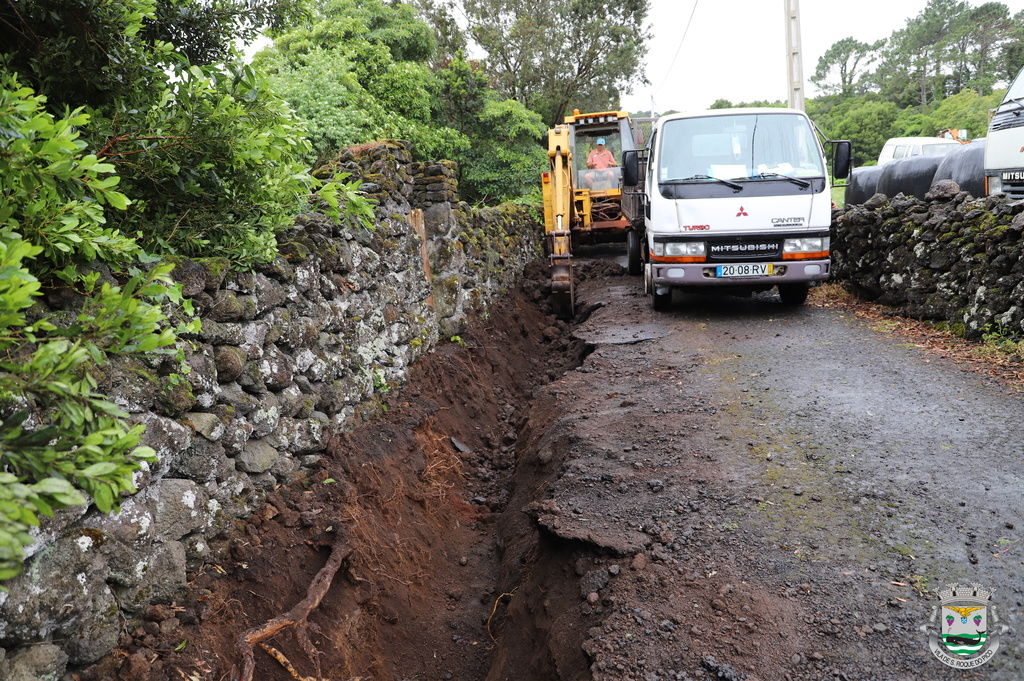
[542,125,575,318]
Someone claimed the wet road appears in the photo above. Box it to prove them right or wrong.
[535,262,1023,680]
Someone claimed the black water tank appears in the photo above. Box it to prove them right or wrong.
[932,139,985,198]
[845,166,884,205]
[876,155,944,200]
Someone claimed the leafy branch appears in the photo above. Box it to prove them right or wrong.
[0,71,195,581]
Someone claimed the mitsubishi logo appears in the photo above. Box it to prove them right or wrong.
[736,206,748,217]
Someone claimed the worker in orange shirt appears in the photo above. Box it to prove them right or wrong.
[584,137,618,189]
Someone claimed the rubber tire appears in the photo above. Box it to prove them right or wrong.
[651,288,672,311]
[627,230,642,275]
[778,283,809,306]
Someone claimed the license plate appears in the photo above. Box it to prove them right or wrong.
[715,263,774,278]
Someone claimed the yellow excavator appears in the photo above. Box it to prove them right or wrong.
[541,109,642,317]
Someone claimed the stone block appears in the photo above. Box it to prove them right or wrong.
[180,412,225,441]
[217,381,259,415]
[207,290,257,322]
[184,344,220,408]
[108,540,187,613]
[170,437,227,483]
[148,478,207,542]
[237,439,280,474]
[214,345,247,382]
[6,643,68,681]
[166,257,206,297]
[249,393,281,437]
[95,356,160,414]
[131,412,194,475]
[198,319,270,356]
[268,417,325,455]
[220,417,254,456]
[0,532,119,665]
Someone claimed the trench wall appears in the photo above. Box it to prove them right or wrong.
[0,141,542,675]
[833,181,1024,338]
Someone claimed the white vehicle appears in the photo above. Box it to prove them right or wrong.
[877,136,962,165]
[621,108,851,309]
[984,66,1024,200]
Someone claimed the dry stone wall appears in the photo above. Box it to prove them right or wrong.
[0,141,542,676]
[833,180,1024,338]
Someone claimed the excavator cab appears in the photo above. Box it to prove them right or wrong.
[541,110,638,317]
[565,111,636,240]
[574,130,622,191]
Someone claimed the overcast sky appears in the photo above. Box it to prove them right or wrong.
[622,0,1024,114]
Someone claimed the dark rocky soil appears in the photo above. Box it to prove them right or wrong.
[85,256,1023,681]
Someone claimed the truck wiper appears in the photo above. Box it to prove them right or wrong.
[754,172,812,188]
[999,96,1024,115]
[663,174,744,191]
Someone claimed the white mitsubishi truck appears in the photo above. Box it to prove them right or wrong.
[984,65,1024,199]
[622,108,851,309]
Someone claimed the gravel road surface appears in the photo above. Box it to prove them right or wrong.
[517,265,1023,681]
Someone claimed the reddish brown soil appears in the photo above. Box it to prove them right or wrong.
[83,279,586,681]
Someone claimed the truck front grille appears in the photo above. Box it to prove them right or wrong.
[1002,178,1024,200]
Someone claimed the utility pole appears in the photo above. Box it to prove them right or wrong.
[784,0,805,110]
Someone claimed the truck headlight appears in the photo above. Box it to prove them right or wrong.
[782,237,829,260]
[987,175,1003,195]
[783,237,829,253]
[664,242,705,257]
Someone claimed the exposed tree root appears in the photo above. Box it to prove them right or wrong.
[486,588,518,642]
[259,643,366,681]
[235,531,353,681]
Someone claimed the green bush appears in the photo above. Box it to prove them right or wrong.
[0,71,196,581]
[260,4,547,204]
[455,97,547,204]
[0,256,190,580]
[2,0,365,268]
[95,58,320,266]
[0,71,139,281]
[260,46,469,165]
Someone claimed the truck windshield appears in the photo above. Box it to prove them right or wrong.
[658,113,824,183]
[1002,68,1024,104]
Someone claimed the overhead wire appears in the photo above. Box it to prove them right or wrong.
[655,0,700,95]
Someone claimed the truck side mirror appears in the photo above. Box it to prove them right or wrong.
[622,150,639,186]
[833,141,853,179]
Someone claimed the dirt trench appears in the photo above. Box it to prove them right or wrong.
[87,263,619,681]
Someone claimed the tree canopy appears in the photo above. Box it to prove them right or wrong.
[791,0,1024,165]
[451,0,651,125]
[812,37,884,97]
[257,0,546,203]
[811,0,1023,106]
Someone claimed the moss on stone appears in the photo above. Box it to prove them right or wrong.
[157,377,196,416]
[196,257,231,286]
